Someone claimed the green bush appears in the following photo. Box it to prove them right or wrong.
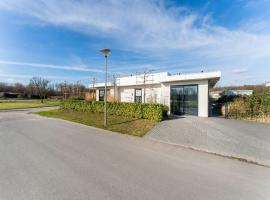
[142,103,167,122]
[226,92,270,119]
[60,100,168,122]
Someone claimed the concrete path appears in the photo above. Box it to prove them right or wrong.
[146,116,270,166]
[1,108,270,200]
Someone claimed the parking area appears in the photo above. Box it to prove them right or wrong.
[145,116,270,166]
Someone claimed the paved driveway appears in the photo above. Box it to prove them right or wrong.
[146,116,270,166]
[1,108,270,200]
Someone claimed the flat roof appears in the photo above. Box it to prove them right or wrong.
[92,71,221,88]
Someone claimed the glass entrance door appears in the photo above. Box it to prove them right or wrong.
[171,86,184,115]
[170,85,198,116]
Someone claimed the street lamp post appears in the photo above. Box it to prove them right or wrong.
[100,48,111,128]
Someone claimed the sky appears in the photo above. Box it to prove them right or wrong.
[0,0,270,86]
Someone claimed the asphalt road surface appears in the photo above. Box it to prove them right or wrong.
[1,108,270,200]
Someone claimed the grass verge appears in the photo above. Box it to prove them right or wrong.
[0,99,59,110]
[35,109,157,137]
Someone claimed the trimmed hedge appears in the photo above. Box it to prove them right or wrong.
[60,100,168,122]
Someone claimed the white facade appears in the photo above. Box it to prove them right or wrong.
[92,71,221,117]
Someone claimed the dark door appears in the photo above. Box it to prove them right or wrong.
[170,85,198,116]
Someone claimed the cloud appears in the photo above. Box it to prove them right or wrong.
[0,60,103,73]
[0,0,270,56]
[0,0,270,85]
[232,68,249,74]
[0,73,92,83]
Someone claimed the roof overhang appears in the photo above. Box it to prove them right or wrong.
[91,71,221,89]
[160,71,221,83]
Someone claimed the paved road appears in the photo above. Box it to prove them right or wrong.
[1,108,270,200]
[146,116,270,166]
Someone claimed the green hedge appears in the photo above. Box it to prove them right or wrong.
[226,92,270,119]
[60,100,168,122]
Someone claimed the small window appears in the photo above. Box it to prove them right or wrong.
[134,88,142,103]
[99,89,110,101]
[99,89,105,101]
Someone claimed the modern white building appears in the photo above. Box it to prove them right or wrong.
[91,71,221,117]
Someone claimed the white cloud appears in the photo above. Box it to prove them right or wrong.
[0,0,269,56]
[0,73,93,83]
[232,68,248,74]
[0,0,270,85]
[0,60,103,73]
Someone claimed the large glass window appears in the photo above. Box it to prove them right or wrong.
[170,85,198,116]
[183,85,198,115]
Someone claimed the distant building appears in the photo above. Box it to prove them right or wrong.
[209,91,222,100]
[222,90,253,97]
[266,82,270,87]
[0,92,20,98]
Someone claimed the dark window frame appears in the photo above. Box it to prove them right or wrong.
[99,89,105,101]
[134,88,142,103]
[98,89,110,101]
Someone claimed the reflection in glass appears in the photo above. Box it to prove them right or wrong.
[170,85,198,116]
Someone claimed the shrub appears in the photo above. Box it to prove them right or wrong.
[60,100,168,122]
[226,98,247,119]
[142,103,167,122]
[226,92,270,120]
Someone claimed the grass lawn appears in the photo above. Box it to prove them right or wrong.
[35,109,157,137]
[0,99,59,110]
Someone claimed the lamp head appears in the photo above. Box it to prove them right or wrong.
[100,48,111,57]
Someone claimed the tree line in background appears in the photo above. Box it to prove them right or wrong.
[0,77,88,102]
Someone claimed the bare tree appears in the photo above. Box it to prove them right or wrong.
[29,77,50,103]
[13,83,26,93]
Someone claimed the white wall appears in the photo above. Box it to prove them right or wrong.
[118,85,161,103]
[119,87,135,102]
[198,81,209,117]
[144,86,161,103]
[96,89,99,101]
